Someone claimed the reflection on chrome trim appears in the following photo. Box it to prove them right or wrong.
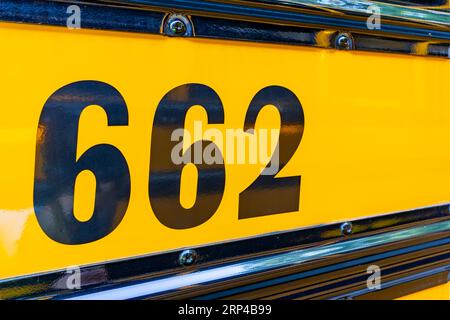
[110,0,450,27]
[1,1,449,59]
[332,265,450,299]
[2,202,448,300]
[63,220,450,300]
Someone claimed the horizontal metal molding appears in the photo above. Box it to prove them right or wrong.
[191,16,450,57]
[1,203,450,299]
[0,0,449,59]
[0,0,164,34]
[104,0,450,39]
[63,222,450,300]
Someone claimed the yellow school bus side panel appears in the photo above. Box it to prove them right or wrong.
[0,21,449,300]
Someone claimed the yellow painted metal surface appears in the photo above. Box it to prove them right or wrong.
[398,283,450,300]
[1,22,450,286]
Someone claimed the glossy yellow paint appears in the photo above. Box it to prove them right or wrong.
[0,22,450,300]
[398,283,450,300]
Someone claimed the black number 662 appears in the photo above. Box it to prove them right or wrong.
[34,81,304,245]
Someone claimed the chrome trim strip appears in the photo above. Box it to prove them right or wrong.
[1,203,448,300]
[1,1,449,58]
[255,0,450,25]
[332,265,450,299]
[62,220,450,300]
[104,0,450,38]
[190,16,450,58]
[107,0,450,26]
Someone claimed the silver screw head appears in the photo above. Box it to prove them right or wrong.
[169,19,187,36]
[335,33,354,50]
[179,249,197,266]
[340,222,353,236]
[164,14,193,37]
